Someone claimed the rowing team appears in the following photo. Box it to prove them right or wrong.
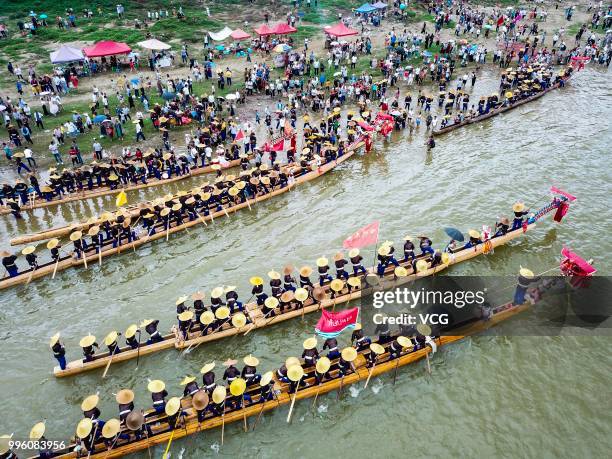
[2,143,358,279]
[32,327,432,458]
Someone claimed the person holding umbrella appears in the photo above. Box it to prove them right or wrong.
[443,227,464,253]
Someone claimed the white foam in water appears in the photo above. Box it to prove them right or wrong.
[299,414,305,422]
[178,448,185,459]
[317,403,328,413]
[372,380,384,394]
[210,443,220,454]
[349,386,361,398]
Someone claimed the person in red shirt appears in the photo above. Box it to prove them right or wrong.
[68,145,79,165]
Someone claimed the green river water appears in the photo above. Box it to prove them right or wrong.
[0,67,610,458]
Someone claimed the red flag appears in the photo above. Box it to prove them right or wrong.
[315,307,359,338]
[343,221,380,249]
[234,130,245,142]
[271,138,284,151]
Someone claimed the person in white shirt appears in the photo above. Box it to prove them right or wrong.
[23,147,36,167]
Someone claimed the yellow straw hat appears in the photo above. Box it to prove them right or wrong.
[294,288,309,302]
[341,347,358,362]
[79,334,96,348]
[267,270,281,280]
[29,422,45,440]
[377,246,390,256]
[513,202,525,213]
[249,276,264,286]
[211,287,224,299]
[519,266,534,278]
[49,332,60,348]
[178,310,194,322]
[415,259,429,273]
[147,380,165,393]
[104,331,119,346]
[285,357,300,368]
[244,354,259,366]
[102,419,121,439]
[215,306,230,320]
[299,266,313,277]
[192,291,205,301]
[201,362,216,374]
[370,343,385,355]
[260,371,274,386]
[330,279,345,292]
[230,378,247,396]
[232,313,247,328]
[176,295,188,305]
[468,229,480,239]
[287,364,304,382]
[47,238,60,249]
[212,385,227,404]
[81,394,99,411]
[76,418,93,439]
[316,257,329,267]
[347,277,361,288]
[165,397,181,416]
[303,337,317,350]
[264,297,279,309]
[115,389,135,404]
[394,266,408,277]
[397,336,413,349]
[417,324,432,336]
[316,357,331,374]
[348,248,360,258]
[200,311,215,325]
[125,324,138,339]
[180,376,196,386]
[69,231,83,241]
[22,245,36,255]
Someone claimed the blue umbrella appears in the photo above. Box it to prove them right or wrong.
[215,45,225,51]
[444,227,464,242]
[93,114,107,123]
[130,78,140,84]
[423,50,432,57]
[39,14,48,19]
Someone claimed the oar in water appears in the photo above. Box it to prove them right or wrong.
[286,365,304,424]
[220,399,227,446]
[193,210,208,227]
[161,428,175,459]
[135,329,142,369]
[311,357,331,408]
[101,351,116,379]
[364,343,384,389]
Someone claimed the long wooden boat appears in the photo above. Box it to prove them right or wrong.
[0,140,365,290]
[52,185,571,378]
[432,79,567,136]
[28,292,543,459]
[0,157,247,216]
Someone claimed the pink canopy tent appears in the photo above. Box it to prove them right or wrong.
[231,28,251,40]
[254,24,274,36]
[271,22,297,34]
[324,22,359,37]
[83,41,131,58]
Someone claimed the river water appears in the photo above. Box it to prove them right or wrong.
[0,67,610,457]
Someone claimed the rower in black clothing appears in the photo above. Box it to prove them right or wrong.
[222,358,240,384]
[79,334,99,362]
[348,248,367,275]
[250,276,267,305]
[104,331,121,355]
[374,319,392,344]
[165,398,182,430]
[241,354,262,385]
[403,236,416,262]
[268,270,283,297]
[351,323,372,351]
[22,245,38,270]
[115,389,135,423]
[322,337,340,359]
[142,319,163,344]
[334,252,349,280]
[148,379,168,414]
[301,337,319,366]
[299,266,314,288]
[47,238,61,262]
[50,333,67,370]
[316,257,333,285]
[338,347,358,376]
[200,362,217,393]
[81,394,102,424]
[1,250,19,277]
[181,376,200,397]
[282,265,297,291]
[192,291,206,321]
[124,324,139,349]
[259,372,275,402]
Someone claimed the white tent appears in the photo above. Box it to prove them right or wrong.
[208,26,233,41]
[49,45,85,64]
[137,39,172,51]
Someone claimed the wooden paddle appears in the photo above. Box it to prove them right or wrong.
[220,400,226,446]
[425,348,432,375]
[135,329,142,369]
[241,394,248,432]
[161,428,175,459]
[101,350,116,379]
[392,357,401,385]
[364,359,378,389]
[286,376,302,423]
[194,210,208,227]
